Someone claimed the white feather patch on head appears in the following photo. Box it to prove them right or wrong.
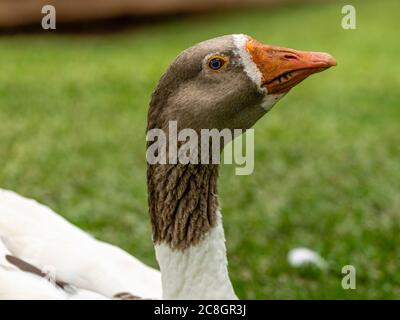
[232,34,265,93]
[233,34,287,111]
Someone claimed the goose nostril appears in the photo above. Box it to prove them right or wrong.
[283,54,298,61]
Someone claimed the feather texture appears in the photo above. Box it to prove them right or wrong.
[0,189,162,299]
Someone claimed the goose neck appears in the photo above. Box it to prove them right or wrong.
[147,163,236,299]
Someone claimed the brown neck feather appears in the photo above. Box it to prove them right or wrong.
[147,162,219,250]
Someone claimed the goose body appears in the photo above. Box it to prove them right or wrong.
[0,189,161,299]
[0,34,335,299]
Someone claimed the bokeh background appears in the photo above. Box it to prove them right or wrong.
[0,0,399,299]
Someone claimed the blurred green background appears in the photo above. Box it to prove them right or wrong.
[0,0,399,298]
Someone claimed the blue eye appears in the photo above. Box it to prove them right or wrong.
[208,57,226,71]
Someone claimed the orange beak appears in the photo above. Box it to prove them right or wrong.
[246,38,337,94]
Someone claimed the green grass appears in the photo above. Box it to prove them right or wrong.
[1,0,399,299]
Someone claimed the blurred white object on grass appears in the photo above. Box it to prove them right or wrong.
[287,247,328,269]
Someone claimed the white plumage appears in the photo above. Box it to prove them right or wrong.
[0,189,162,300]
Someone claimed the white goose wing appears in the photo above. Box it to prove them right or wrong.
[0,245,108,300]
[0,236,66,299]
[0,189,162,299]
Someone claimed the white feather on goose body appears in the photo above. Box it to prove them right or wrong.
[0,234,109,299]
[0,189,162,299]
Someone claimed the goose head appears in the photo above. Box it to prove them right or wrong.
[148,34,336,133]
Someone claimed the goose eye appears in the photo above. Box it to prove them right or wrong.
[207,56,227,71]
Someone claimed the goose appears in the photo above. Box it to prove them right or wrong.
[0,34,336,300]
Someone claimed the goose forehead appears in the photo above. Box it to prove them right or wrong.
[232,34,265,92]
